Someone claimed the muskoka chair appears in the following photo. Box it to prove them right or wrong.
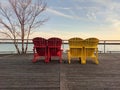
[32,37,48,63]
[48,37,63,63]
[67,37,84,64]
[83,37,99,64]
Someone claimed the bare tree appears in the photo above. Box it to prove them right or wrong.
[0,0,47,54]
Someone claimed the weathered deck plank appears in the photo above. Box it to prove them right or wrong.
[60,53,120,90]
[0,54,60,90]
[0,53,120,90]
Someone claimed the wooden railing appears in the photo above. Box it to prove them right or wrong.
[0,39,120,54]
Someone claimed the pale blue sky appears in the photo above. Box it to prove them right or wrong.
[36,0,120,40]
[1,0,120,40]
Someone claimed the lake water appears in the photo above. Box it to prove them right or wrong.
[1,43,120,54]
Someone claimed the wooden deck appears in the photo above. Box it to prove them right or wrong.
[0,53,120,90]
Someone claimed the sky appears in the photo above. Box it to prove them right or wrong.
[1,0,120,40]
[34,0,120,40]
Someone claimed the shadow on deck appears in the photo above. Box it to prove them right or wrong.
[0,53,120,90]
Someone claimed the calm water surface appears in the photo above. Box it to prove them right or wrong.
[1,43,120,54]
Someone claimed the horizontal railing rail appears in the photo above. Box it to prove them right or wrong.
[0,39,120,54]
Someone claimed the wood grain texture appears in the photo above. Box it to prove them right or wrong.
[0,53,120,90]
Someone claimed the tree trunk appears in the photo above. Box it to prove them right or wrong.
[21,24,25,54]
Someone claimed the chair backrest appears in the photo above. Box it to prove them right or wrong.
[83,37,99,56]
[83,38,99,48]
[48,37,62,56]
[68,37,83,57]
[33,37,47,48]
[33,37,47,56]
[48,37,62,48]
[69,37,83,48]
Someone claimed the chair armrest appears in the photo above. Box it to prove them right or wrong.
[60,49,63,51]
[65,49,70,53]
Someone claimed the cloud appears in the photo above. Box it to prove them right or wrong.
[46,7,98,22]
[46,0,120,30]
[105,17,120,31]
[73,0,120,21]
[46,7,95,21]
[46,8,74,19]
[48,6,71,10]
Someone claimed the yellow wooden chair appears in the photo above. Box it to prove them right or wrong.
[83,38,99,64]
[67,37,84,64]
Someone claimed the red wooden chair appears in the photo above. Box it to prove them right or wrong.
[32,37,48,63]
[48,37,63,63]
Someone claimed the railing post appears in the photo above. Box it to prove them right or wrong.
[62,40,64,52]
[104,41,106,53]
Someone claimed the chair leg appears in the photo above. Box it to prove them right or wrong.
[81,57,86,64]
[32,59,37,63]
[68,59,71,64]
[49,57,51,62]
[32,53,39,63]
[95,60,99,64]
[67,52,71,64]
[81,48,86,64]
[68,56,71,64]
[45,56,49,63]
[94,57,99,64]
[95,50,99,64]
[68,55,71,64]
